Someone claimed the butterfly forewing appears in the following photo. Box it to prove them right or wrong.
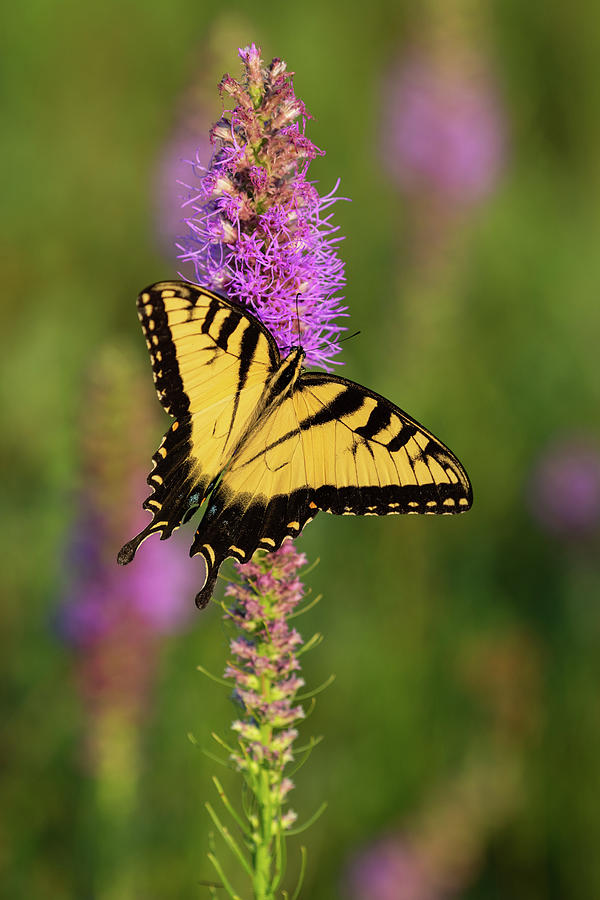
[118,282,280,563]
[297,373,472,516]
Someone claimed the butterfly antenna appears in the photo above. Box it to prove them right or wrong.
[295,293,302,349]
[339,330,361,344]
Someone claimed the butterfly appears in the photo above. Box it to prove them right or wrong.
[118,281,472,607]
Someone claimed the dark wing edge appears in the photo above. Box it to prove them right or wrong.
[137,281,281,418]
[117,416,208,566]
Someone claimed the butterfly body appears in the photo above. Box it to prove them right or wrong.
[118,281,472,607]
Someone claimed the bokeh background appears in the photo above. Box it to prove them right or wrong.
[3,1,600,897]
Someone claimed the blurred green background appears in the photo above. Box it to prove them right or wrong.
[3,0,600,897]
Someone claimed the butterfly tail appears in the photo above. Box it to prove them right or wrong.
[195,567,219,609]
[190,532,229,609]
[117,524,155,565]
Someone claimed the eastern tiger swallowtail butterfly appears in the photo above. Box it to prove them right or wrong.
[118,281,472,607]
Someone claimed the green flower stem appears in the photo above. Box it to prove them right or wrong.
[253,754,274,899]
[92,708,139,900]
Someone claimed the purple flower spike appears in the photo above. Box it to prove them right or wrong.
[345,836,438,900]
[529,437,600,538]
[382,52,505,205]
[223,540,308,813]
[57,347,194,730]
[178,44,348,370]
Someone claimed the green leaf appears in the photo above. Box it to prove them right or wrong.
[290,846,308,900]
[296,673,336,701]
[206,802,253,877]
[286,802,327,836]
[297,633,323,656]
[197,664,231,688]
[287,593,322,620]
[213,776,247,834]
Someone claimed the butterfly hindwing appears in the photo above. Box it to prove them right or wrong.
[118,282,280,564]
[189,387,313,606]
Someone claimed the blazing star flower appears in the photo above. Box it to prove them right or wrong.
[528,437,600,537]
[61,518,193,647]
[155,17,257,253]
[382,52,505,205]
[189,48,337,897]
[344,836,438,900]
[343,747,522,900]
[58,346,193,723]
[222,540,307,827]
[178,43,347,370]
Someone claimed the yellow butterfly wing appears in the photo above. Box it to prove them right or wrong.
[118,281,280,564]
[296,372,472,515]
[190,370,472,607]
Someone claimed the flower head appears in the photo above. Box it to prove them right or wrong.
[178,44,348,370]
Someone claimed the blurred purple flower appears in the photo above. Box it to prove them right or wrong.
[529,437,600,537]
[60,524,193,646]
[177,43,348,370]
[156,127,213,255]
[57,346,194,724]
[344,836,439,900]
[382,53,505,204]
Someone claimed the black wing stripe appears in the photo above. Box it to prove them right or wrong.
[354,403,392,440]
[200,298,221,334]
[226,323,261,444]
[235,386,368,468]
[215,311,242,350]
[304,387,365,427]
[387,424,417,452]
